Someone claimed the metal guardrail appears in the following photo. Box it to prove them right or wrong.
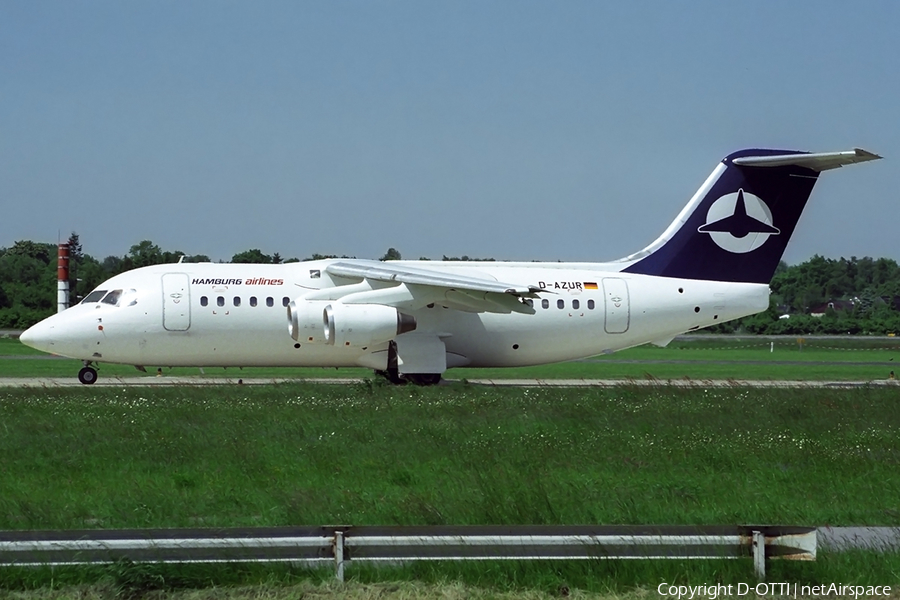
[0,525,816,580]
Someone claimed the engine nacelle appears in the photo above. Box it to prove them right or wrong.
[323,303,416,347]
[288,300,329,343]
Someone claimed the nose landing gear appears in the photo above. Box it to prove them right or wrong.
[78,363,98,385]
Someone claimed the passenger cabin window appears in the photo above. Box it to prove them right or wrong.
[217,296,225,307]
[541,299,549,309]
[250,296,258,307]
[282,297,289,307]
[572,299,580,309]
[200,296,208,307]
[81,290,107,304]
[557,299,564,309]
[266,297,274,307]
[233,296,241,307]
[101,290,123,305]
[587,299,595,310]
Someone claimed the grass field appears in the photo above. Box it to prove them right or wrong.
[2,383,900,594]
[1,335,899,381]
[2,384,898,528]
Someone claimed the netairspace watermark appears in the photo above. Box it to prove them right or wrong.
[657,583,892,599]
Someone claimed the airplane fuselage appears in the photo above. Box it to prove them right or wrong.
[21,147,878,383]
[28,260,768,372]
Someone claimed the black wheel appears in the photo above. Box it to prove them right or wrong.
[406,373,442,386]
[375,369,406,385]
[78,366,98,385]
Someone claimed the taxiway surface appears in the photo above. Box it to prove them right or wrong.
[0,377,897,388]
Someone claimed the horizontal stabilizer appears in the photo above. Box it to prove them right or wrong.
[732,148,881,171]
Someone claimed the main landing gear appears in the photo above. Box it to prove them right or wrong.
[78,362,98,385]
[374,370,443,386]
[406,373,442,386]
[375,341,443,385]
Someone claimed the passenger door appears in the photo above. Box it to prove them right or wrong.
[602,277,630,334]
[162,273,191,331]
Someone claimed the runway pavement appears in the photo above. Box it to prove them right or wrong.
[0,376,898,388]
[819,526,900,551]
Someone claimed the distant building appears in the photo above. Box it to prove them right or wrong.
[809,299,856,317]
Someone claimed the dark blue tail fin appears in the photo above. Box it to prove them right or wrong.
[621,148,880,284]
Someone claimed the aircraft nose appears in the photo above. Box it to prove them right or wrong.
[19,320,53,353]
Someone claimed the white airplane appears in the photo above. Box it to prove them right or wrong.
[20,148,880,385]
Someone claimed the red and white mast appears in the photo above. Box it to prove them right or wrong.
[57,243,70,312]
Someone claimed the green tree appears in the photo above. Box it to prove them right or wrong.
[303,253,353,261]
[442,255,495,262]
[380,248,402,261]
[71,257,108,302]
[231,249,273,264]
[6,240,54,263]
[0,241,57,323]
[66,232,83,263]
[66,232,89,302]
[102,255,124,274]
[126,240,164,269]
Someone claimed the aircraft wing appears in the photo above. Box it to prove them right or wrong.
[327,261,541,295]
[322,260,542,315]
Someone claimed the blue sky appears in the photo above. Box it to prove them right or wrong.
[2,2,897,264]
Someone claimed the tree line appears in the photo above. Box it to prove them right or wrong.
[1,235,899,334]
[714,255,900,335]
[0,236,407,328]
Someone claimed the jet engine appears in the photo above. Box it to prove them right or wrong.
[288,299,329,343]
[323,303,416,347]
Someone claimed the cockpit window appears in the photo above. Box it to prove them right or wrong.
[81,290,107,304]
[101,290,123,305]
[119,289,139,307]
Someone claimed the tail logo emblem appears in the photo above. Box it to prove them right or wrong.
[698,189,780,254]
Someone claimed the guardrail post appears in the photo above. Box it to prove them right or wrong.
[334,530,345,582]
[752,530,765,579]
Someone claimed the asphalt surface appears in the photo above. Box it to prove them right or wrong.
[819,527,900,551]
[576,358,896,366]
[0,376,898,388]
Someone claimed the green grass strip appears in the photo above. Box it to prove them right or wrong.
[1,334,899,381]
[1,384,899,530]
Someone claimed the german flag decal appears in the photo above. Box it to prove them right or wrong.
[583,282,598,290]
